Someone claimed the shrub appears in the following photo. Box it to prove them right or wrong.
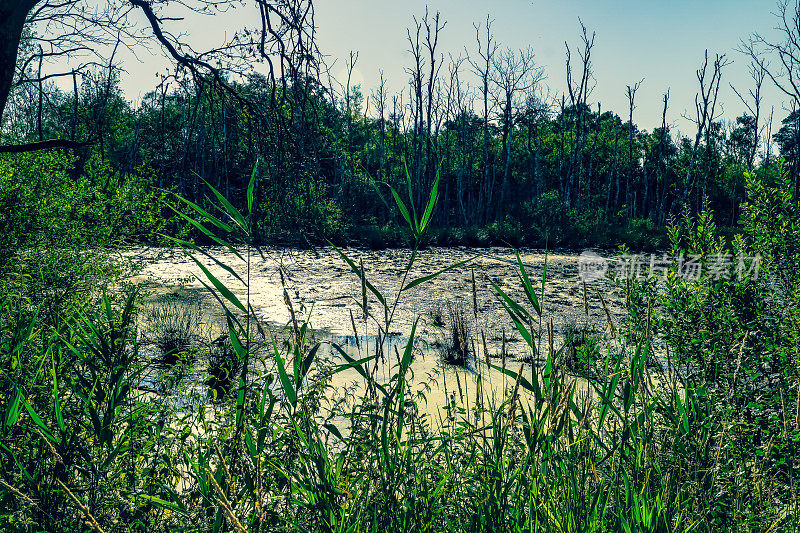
[520,189,570,245]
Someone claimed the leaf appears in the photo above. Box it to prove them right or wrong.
[5,389,22,427]
[299,343,320,383]
[330,245,387,306]
[390,186,414,234]
[403,160,419,229]
[187,252,247,313]
[516,250,541,315]
[328,346,388,397]
[490,364,541,401]
[273,338,297,407]
[204,178,247,231]
[166,237,245,284]
[419,171,440,234]
[323,423,344,441]
[163,216,246,263]
[489,277,533,323]
[171,195,234,234]
[52,359,65,433]
[139,494,186,515]
[23,398,59,443]
[401,255,478,292]
[399,318,419,377]
[247,158,258,216]
[490,280,535,348]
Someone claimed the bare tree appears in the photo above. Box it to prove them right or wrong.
[730,61,767,169]
[467,15,498,224]
[741,0,800,192]
[370,70,388,182]
[656,90,670,223]
[0,0,138,152]
[491,46,543,219]
[445,53,473,225]
[563,20,596,206]
[423,9,446,192]
[625,79,643,217]
[1,0,317,153]
[680,51,730,214]
[406,14,425,199]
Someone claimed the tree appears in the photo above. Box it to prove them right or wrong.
[742,0,800,194]
[491,46,542,220]
[0,0,317,153]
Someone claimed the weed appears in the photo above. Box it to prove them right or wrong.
[560,320,600,375]
[144,300,203,367]
[441,302,471,366]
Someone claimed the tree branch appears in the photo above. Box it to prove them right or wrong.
[0,138,95,153]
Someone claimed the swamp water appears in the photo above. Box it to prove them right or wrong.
[125,246,628,416]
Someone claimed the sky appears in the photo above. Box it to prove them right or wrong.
[112,0,787,135]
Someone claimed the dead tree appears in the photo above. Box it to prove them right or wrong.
[406,15,425,203]
[680,51,729,214]
[467,15,498,224]
[741,0,800,194]
[563,20,596,207]
[423,10,446,195]
[656,90,670,224]
[1,0,285,153]
[370,70,388,182]
[730,62,766,170]
[491,46,543,220]
[625,79,643,217]
[445,53,473,226]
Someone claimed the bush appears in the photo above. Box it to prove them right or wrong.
[520,189,570,245]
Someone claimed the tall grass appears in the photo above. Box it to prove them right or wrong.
[0,162,798,532]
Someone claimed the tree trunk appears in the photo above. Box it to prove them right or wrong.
[0,2,36,126]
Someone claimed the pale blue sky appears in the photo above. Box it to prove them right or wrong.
[114,0,786,134]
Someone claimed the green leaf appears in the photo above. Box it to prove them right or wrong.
[330,245,387,306]
[401,255,478,292]
[139,494,186,515]
[5,389,22,427]
[186,251,247,313]
[399,318,419,376]
[489,277,533,323]
[489,278,535,347]
[328,346,388,397]
[23,398,59,443]
[390,186,414,234]
[516,250,541,315]
[52,359,65,433]
[247,158,258,216]
[273,337,297,407]
[299,343,320,383]
[323,423,344,441]
[172,196,234,234]
[419,171,440,234]
[403,160,419,229]
[204,179,246,231]
[489,363,542,400]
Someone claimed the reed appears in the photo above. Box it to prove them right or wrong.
[1,162,797,532]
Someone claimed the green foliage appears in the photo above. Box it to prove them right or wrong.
[0,151,167,264]
[520,189,570,245]
[0,161,799,532]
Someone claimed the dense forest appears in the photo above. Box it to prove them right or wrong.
[1,1,800,532]
[1,2,796,250]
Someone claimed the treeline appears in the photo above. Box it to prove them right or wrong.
[2,15,798,249]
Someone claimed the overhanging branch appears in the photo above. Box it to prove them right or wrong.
[0,138,95,153]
